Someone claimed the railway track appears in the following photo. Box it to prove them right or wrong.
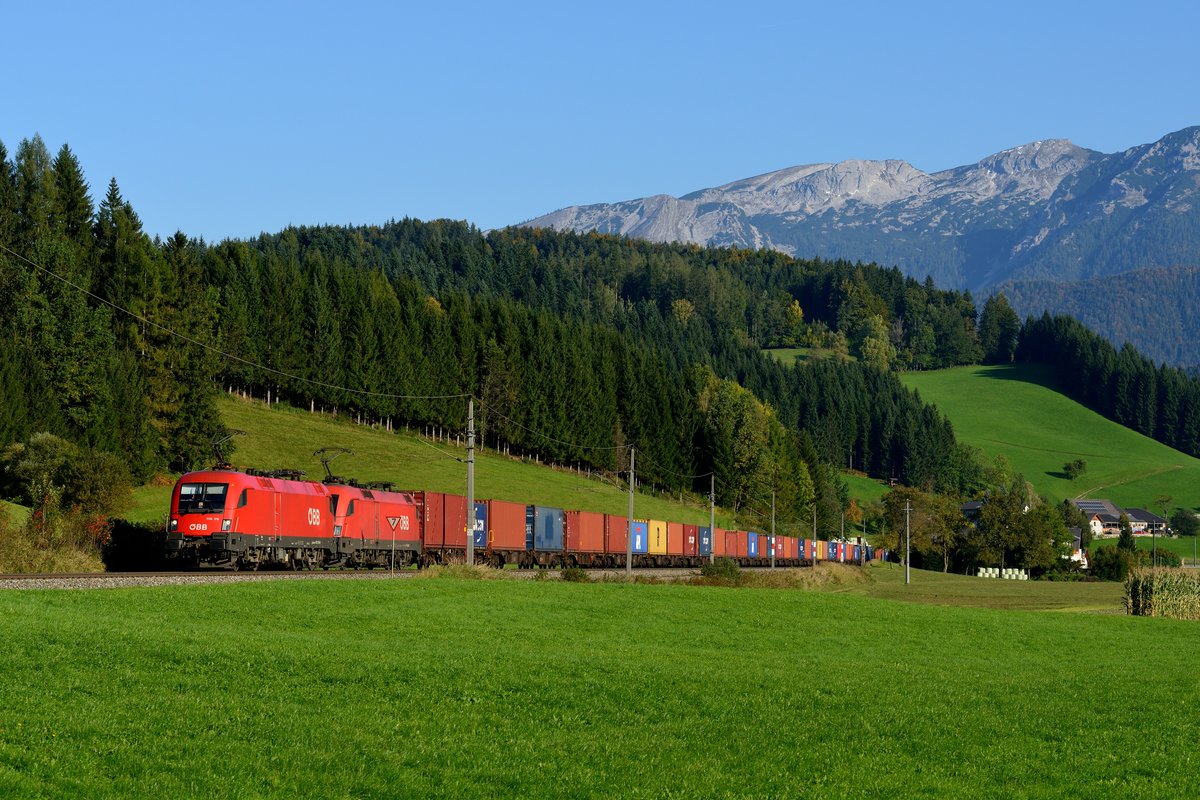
[0,563,821,590]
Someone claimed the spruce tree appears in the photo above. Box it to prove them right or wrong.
[50,144,94,255]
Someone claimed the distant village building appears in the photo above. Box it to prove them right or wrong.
[1072,499,1168,538]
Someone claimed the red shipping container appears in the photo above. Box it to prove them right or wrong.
[604,514,629,555]
[735,530,748,558]
[724,530,738,557]
[713,528,727,557]
[566,510,605,553]
[683,524,699,557]
[443,493,467,548]
[414,492,445,547]
[667,522,684,556]
[488,499,527,550]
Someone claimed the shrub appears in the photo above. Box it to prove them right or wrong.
[1090,547,1132,582]
[700,557,741,582]
[103,519,167,572]
[560,567,589,583]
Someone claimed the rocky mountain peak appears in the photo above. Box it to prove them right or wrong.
[520,125,1200,293]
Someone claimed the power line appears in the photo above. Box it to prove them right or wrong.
[410,434,466,464]
[479,402,632,452]
[634,454,713,482]
[0,242,471,402]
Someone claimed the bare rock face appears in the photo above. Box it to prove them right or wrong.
[521,127,1200,291]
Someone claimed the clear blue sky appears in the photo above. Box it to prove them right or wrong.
[4,0,1197,242]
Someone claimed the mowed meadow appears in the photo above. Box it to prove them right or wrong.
[900,364,1200,511]
[0,570,1193,799]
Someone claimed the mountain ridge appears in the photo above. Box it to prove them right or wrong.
[522,127,1200,293]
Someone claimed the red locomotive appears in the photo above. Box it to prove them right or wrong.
[165,467,420,570]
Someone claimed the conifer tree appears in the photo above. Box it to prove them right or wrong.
[14,135,56,245]
[50,144,93,256]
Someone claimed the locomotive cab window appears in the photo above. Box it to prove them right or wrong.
[236,489,248,509]
[346,500,356,516]
[177,483,229,514]
[329,495,339,515]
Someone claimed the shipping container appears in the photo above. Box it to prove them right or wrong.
[698,526,713,557]
[815,540,827,561]
[853,545,862,562]
[733,530,748,559]
[565,510,605,553]
[667,522,684,556]
[712,528,726,557]
[631,520,649,554]
[683,524,699,557]
[472,501,487,549]
[648,519,668,555]
[414,492,445,548]
[604,514,628,555]
[488,499,527,550]
[527,506,565,551]
[443,493,467,549]
[748,532,760,559]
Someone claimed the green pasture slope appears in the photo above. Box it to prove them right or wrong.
[762,346,854,367]
[0,574,1191,798]
[900,364,1200,512]
[126,394,730,528]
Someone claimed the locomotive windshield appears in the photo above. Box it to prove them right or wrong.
[177,483,229,514]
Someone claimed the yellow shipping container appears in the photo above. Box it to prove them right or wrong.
[648,519,668,555]
[816,540,828,561]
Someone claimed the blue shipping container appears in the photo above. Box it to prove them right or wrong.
[631,521,649,554]
[699,526,713,556]
[472,502,487,549]
[530,506,564,551]
[853,545,862,562]
[748,532,759,559]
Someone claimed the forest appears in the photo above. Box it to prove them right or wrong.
[3,133,1198,573]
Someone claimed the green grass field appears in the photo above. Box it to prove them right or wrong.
[123,394,734,530]
[841,471,888,508]
[1091,535,1200,565]
[900,364,1200,512]
[0,573,1189,798]
[761,346,853,367]
[0,500,29,525]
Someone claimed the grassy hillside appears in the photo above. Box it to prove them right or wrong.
[900,364,1200,512]
[761,346,853,367]
[0,575,1190,798]
[127,394,737,530]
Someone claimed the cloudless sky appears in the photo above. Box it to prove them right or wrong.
[3,0,1197,242]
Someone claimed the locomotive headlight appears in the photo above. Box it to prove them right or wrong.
[221,519,232,532]
[169,518,178,531]
[333,525,342,537]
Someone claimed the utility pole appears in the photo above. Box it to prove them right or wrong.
[905,500,911,585]
[626,447,635,576]
[466,398,475,566]
[709,473,715,565]
[770,490,776,569]
[813,504,818,568]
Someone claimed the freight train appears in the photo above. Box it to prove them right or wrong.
[163,465,878,570]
